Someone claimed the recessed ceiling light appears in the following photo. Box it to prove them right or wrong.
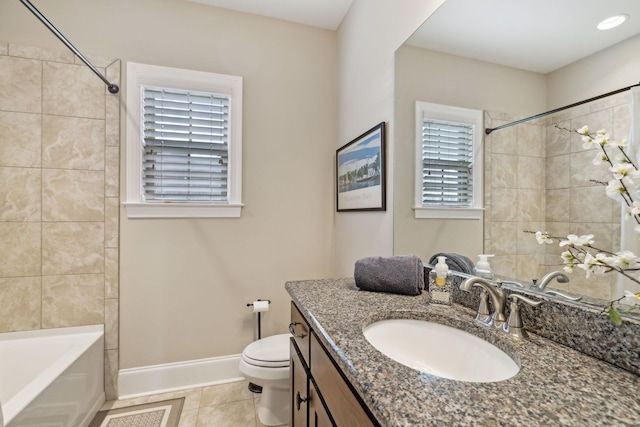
[597,14,629,30]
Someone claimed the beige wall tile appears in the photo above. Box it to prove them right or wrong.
[546,189,570,222]
[105,197,119,248]
[0,111,42,167]
[0,167,41,221]
[105,298,118,350]
[42,273,104,328]
[613,104,631,141]
[517,189,545,222]
[9,44,74,63]
[546,120,571,157]
[516,221,545,255]
[0,276,41,332]
[43,115,105,170]
[42,169,104,221]
[105,349,119,401]
[490,188,517,222]
[490,255,517,278]
[545,153,570,190]
[570,149,610,188]
[490,222,517,255]
[105,247,119,299]
[570,186,613,224]
[491,153,517,188]
[517,156,544,189]
[0,56,42,113]
[489,120,518,155]
[517,123,544,157]
[105,146,119,197]
[2,44,119,403]
[42,222,104,275]
[0,222,41,277]
[43,62,105,118]
[516,253,544,282]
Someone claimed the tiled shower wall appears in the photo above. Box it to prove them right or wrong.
[0,43,120,399]
[485,92,631,301]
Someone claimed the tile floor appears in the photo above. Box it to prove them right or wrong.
[100,380,289,427]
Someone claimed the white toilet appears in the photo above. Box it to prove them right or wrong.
[239,333,291,426]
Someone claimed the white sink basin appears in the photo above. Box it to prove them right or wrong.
[363,318,519,382]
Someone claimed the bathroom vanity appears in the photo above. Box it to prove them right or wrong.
[286,278,640,426]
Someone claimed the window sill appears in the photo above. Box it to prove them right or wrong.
[123,202,243,219]
[413,207,483,220]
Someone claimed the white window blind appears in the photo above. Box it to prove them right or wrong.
[142,87,230,202]
[421,119,474,207]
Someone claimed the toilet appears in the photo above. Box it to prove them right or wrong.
[238,333,291,426]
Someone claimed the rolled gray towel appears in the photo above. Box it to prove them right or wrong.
[354,255,424,296]
[428,253,475,274]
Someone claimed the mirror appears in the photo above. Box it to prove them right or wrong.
[394,0,640,316]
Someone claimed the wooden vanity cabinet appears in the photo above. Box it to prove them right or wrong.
[290,302,378,427]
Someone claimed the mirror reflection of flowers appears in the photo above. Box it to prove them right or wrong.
[533,125,640,325]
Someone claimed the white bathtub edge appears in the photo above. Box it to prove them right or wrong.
[79,392,105,427]
[118,354,244,399]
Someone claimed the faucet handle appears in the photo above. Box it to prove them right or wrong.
[509,293,542,307]
[505,294,542,339]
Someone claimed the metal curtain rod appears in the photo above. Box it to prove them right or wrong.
[485,81,640,135]
[20,0,119,94]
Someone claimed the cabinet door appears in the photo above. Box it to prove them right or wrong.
[309,379,335,427]
[310,332,376,427]
[290,339,308,427]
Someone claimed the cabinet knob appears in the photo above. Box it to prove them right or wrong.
[289,322,307,338]
[296,391,308,411]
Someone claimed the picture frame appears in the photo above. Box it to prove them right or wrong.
[336,122,386,211]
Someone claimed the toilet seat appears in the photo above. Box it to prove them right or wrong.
[241,333,290,368]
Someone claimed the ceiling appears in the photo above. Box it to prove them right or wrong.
[186,0,640,74]
[185,0,354,30]
[406,0,640,74]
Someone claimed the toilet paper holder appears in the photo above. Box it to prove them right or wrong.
[246,299,271,339]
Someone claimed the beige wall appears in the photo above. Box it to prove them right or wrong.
[547,34,640,108]
[393,45,547,263]
[334,0,445,276]
[0,0,337,376]
[0,44,120,398]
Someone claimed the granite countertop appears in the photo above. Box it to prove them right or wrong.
[285,278,640,427]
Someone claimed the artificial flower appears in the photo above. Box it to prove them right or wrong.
[623,290,640,304]
[577,125,589,135]
[593,151,608,165]
[535,231,553,244]
[559,234,594,247]
[610,163,636,179]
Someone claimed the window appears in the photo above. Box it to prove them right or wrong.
[124,62,243,218]
[414,102,483,219]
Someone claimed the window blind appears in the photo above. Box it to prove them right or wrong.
[421,119,474,207]
[142,86,230,202]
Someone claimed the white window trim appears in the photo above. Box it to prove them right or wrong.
[414,101,484,220]
[124,62,243,218]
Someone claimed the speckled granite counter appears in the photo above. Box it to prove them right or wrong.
[286,278,640,426]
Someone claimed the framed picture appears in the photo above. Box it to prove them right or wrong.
[336,122,386,211]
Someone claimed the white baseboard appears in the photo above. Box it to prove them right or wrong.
[118,354,245,399]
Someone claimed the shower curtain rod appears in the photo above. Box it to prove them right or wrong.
[20,0,119,94]
[485,81,640,135]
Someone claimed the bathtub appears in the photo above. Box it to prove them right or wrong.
[0,325,105,427]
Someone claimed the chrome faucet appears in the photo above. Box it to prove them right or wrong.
[532,271,582,301]
[460,277,507,329]
[534,271,569,291]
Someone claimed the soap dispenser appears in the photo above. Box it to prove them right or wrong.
[475,254,495,279]
[429,256,452,305]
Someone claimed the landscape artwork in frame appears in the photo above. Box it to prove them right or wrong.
[336,122,386,211]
